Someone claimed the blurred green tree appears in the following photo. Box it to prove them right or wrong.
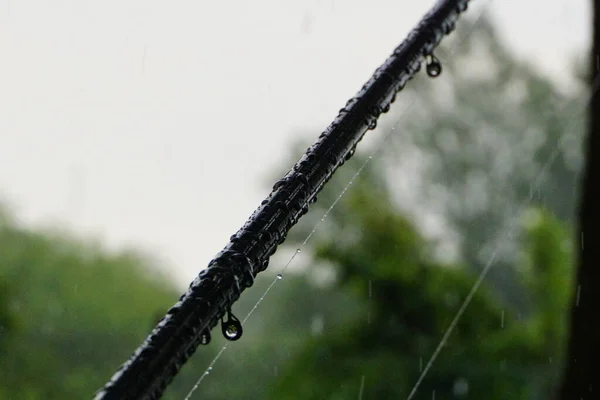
[269,162,572,399]
[0,203,350,400]
[0,210,184,399]
[381,15,585,312]
[265,13,580,400]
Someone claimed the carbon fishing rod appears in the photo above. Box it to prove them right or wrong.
[95,0,471,398]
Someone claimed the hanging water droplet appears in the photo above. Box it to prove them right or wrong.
[425,54,442,78]
[225,325,236,337]
[200,330,212,345]
[276,273,283,280]
[221,310,243,341]
[367,117,377,130]
[345,146,356,160]
[296,248,301,254]
[224,323,241,340]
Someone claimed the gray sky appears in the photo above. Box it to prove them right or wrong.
[0,0,590,287]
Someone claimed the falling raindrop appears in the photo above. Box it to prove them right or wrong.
[501,310,504,328]
[359,375,366,400]
[425,54,442,78]
[311,314,325,335]
[453,378,469,397]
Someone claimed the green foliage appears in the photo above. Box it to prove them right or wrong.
[270,179,573,399]
[373,14,585,312]
[0,205,359,399]
[265,16,580,396]
[0,214,181,399]
[518,208,573,357]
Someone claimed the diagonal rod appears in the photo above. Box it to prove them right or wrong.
[94,1,470,398]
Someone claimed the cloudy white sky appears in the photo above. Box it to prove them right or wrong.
[0,0,590,287]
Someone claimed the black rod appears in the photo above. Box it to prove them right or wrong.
[95,1,471,398]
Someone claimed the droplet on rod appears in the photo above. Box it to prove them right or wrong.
[426,54,442,78]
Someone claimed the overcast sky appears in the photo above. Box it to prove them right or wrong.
[0,0,590,287]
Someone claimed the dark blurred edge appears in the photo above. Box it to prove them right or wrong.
[558,0,600,398]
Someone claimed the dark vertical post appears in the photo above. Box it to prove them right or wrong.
[558,1,600,398]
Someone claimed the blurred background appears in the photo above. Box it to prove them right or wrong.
[0,0,590,398]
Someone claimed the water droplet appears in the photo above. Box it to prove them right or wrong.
[224,323,240,339]
[221,310,243,341]
[345,147,356,160]
[276,273,283,280]
[425,54,442,78]
[367,118,377,130]
[453,378,469,397]
[296,248,301,253]
[200,330,211,345]
[311,314,324,335]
